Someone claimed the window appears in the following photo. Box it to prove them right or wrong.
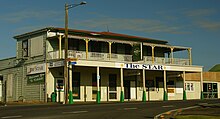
[56,79,64,91]
[146,80,155,91]
[90,41,101,52]
[185,83,194,91]
[203,83,218,99]
[111,43,117,54]
[167,80,175,86]
[69,39,79,50]
[22,40,28,57]
[30,36,43,57]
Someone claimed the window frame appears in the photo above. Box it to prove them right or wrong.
[22,40,28,57]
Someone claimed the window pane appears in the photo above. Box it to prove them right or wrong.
[204,83,208,92]
[109,74,117,91]
[22,40,28,57]
[109,93,117,99]
[213,83,217,92]
[190,83,194,91]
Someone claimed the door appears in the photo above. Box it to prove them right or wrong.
[72,72,80,99]
[124,80,130,99]
[55,78,64,102]
[109,74,117,100]
[130,81,136,99]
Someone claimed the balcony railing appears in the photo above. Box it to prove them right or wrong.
[143,56,190,65]
[48,50,190,65]
[48,50,132,62]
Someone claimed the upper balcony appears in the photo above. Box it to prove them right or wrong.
[47,40,191,66]
[48,50,190,65]
[46,29,192,66]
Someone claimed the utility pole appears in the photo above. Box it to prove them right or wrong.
[63,1,86,104]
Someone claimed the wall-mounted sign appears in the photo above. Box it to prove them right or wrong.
[48,61,64,68]
[27,73,45,84]
[124,63,164,70]
[27,63,46,75]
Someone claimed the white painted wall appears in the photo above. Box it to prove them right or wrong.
[186,81,200,99]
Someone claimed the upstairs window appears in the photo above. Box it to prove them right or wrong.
[22,40,28,57]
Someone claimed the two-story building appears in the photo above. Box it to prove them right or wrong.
[0,27,204,103]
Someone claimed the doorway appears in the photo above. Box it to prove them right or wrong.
[55,78,64,102]
[108,74,117,100]
[124,80,130,99]
[72,72,80,99]
[124,80,137,100]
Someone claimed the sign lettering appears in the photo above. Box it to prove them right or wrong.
[125,63,164,70]
[27,63,46,75]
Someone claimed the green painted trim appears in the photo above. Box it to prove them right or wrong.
[183,90,187,100]
[163,91,168,101]
[120,91,124,103]
[96,91,101,104]
[68,91,73,104]
[51,92,56,102]
[142,91,146,102]
[201,91,204,100]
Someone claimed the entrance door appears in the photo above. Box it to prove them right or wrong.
[130,81,136,99]
[72,72,80,99]
[109,74,117,100]
[55,78,64,102]
[124,80,130,99]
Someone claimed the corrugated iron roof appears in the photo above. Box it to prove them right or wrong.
[13,27,168,44]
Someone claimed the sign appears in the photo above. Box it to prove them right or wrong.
[71,62,77,65]
[125,63,164,70]
[48,61,64,68]
[27,63,46,75]
[27,73,45,84]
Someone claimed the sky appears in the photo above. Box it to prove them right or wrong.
[0,0,220,71]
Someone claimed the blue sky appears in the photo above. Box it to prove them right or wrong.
[0,0,220,71]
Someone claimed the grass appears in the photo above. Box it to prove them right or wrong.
[176,115,220,119]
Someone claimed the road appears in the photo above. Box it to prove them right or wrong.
[0,99,219,119]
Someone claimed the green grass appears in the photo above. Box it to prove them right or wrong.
[176,115,220,119]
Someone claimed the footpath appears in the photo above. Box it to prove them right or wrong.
[155,103,220,119]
